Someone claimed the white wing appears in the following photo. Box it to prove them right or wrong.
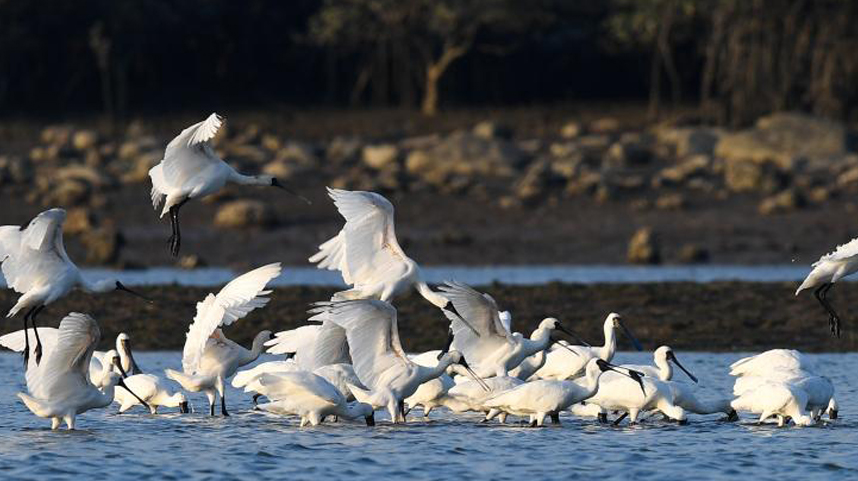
[310,188,410,288]
[255,371,343,406]
[0,327,59,354]
[499,311,512,335]
[26,312,99,399]
[310,300,409,390]
[157,113,225,193]
[181,263,282,374]
[265,325,320,355]
[729,349,808,377]
[816,237,858,265]
[1,209,73,295]
[439,282,513,363]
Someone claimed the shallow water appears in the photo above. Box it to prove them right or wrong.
[0,352,855,480]
[4,264,824,288]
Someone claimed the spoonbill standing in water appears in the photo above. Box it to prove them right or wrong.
[149,113,310,256]
[483,359,639,427]
[437,281,585,378]
[308,188,476,332]
[0,208,151,365]
[254,371,376,427]
[534,313,642,381]
[114,374,190,414]
[796,237,858,337]
[166,263,281,416]
[310,299,488,423]
[17,313,149,430]
[94,332,143,376]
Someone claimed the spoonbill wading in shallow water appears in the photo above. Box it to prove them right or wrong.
[310,299,489,423]
[115,374,190,414]
[17,313,150,430]
[0,208,151,365]
[795,237,858,337]
[437,281,586,378]
[149,113,310,256]
[94,332,143,376]
[484,359,642,427]
[308,188,476,332]
[166,263,281,416]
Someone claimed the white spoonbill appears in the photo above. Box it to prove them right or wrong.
[149,113,309,256]
[1,327,124,388]
[165,263,281,416]
[311,299,488,423]
[255,371,375,427]
[439,281,585,378]
[667,381,737,420]
[17,313,149,430]
[729,349,810,377]
[115,374,189,414]
[0,208,151,365]
[441,375,524,423]
[795,237,858,337]
[586,371,685,425]
[533,313,642,381]
[733,370,834,421]
[623,346,698,383]
[484,359,639,427]
[94,332,143,376]
[308,188,475,331]
[731,381,814,427]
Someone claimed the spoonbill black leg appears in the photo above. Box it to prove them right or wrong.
[31,305,45,364]
[814,283,841,337]
[612,412,629,426]
[252,393,261,409]
[167,199,189,257]
[221,392,229,417]
[550,413,561,425]
[21,306,35,369]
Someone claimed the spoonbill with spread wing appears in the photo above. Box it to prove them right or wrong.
[0,208,151,365]
[308,188,476,332]
[166,263,281,416]
[149,113,309,256]
[17,313,149,430]
[310,299,489,423]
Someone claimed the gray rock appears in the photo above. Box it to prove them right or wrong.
[627,227,660,264]
[472,121,512,140]
[362,144,400,170]
[214,199,277,228]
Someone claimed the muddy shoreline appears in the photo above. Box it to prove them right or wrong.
[2,282,855,353]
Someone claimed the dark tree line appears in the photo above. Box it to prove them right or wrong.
[2,0,858,125]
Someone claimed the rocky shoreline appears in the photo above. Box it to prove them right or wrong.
[1,282,855,353]
[1,108,857,268]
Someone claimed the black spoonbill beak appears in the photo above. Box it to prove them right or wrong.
[117,378,151,411]
[437,329,455,360]
[667,351,698,383]
[115,281,154,304]
[549,335,580,357]
[555,323,591,348]
[459,357,491,392]
[598,360,647,397]
[113,356,128,379]
[443,301,481,337]
[271,178,312,205]
[617,317,643,351]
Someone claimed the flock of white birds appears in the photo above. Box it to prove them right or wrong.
[0,113,849,430]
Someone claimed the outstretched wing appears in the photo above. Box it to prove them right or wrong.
[816,236,858,265]
[26,313,100,399]
[0,327,60,372]
[256,371,343,406]
[310,300,408,390]
[310,188,410,288]
[439,282,512,364]
[158,113,225,190]
[1,209,72,295]
[265,325,320,355]
[181,263,281,374]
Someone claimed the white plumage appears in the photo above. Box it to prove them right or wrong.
[114,374,189,414]
[309,188,476,332]
[149,113,307,256]
[254,371,375,427]
[17,313,148,430]
[795,236,858,337]
[165,263,281,416]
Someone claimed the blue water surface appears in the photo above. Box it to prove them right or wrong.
[0,351,855,480]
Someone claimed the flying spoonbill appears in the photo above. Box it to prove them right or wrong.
[166,263,281,416]
[255,371,375,426]
[0,208,151,365]
[17,313,149,430]
[438,282,585,378]
[796,237,858,336]
[308,188,476,332]
[149,113,310,256]
[310,299,488,423]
